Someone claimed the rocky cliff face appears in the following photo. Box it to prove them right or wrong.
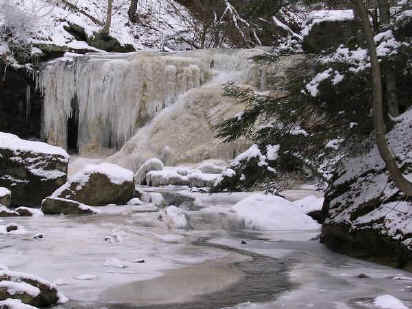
[321,109,412,271]
[0,64,42,139]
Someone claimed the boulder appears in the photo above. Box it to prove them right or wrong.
[302,10,358,53]
[0,188,11,207]
[395,10,412,40]
[321,109,412,270]
[0,133,69,207]
[0,298,39,309]
[146,167,220,187]
[161,192,197,210]
[135,158,164,185]
[41,197,97,215]
[0,270,63,307]
[52,163,134,206]
[0,206,19,217]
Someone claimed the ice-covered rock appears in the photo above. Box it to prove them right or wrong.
[127,198,143,206]
[51,163,134,206]
[0,188,11,207]
[146,167,220,188]
[41,197,98,215]
[135,158,164,185]
[197,161,226,174]
[321,109,412,269]
[161,191,197,210]
[0,133,69,207]
[0,270,63,307]
[162,206,191,230]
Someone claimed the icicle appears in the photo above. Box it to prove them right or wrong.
[25,85,31,123]
[39,49,271,154]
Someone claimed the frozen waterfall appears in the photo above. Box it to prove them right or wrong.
[39,48,294,164]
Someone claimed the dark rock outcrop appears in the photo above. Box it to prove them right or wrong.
[0,270,62,307]
[52,163,134,206]
[0,133,69,207]
[302,10,359,53]
[0,63,42,139]
[321,109,412,271]
[41,197,97,215]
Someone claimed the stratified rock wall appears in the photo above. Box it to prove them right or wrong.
[321,109,412,270]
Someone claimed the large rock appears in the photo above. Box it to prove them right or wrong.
[52,163,134,206]
[302,10,358,53]
[0,133,69,207]
[321,109,412,270]
[135,158,164,185]
[0,270,64,307]
[0,188,11,207]
[0,206,18,217]
[41,197,97,215]
[146,167,219,187]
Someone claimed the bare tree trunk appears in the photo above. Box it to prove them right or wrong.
[352,0,412,197]
[102,0,113,35]
[128,0,139,23]
[377,0,399,117]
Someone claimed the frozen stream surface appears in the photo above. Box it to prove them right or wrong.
[1,187,412,309]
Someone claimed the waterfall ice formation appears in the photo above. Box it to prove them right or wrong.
[40,48,300,170]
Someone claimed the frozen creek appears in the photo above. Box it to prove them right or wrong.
[1,186,411,309]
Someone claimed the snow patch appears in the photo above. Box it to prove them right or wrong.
[374,295,408,309]
[232,194,320,231]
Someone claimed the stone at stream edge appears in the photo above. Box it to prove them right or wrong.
[41,197,97,215]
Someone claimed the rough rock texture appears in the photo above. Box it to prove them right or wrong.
[52,163,134,206]
[135,158,164,185]
[0,270,60,307]
[302,11,359,53]
[0,133,69,207]
[41,197,97,215]
[321,110,412,270]
[0,63,42,139]
[0,188,11,207]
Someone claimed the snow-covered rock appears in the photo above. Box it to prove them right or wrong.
[0,188,11,207]
[0,133,68,207]
[0,206,19,217]
[135,158,164,185]
[146,167,220,188]
[51,163,134,206]
[0,270,64,307]
[0,298,39,309]
[374,295,408,309]
[321,109,412,270]
[232,193,320,231]
[41,197,98,216]
[162,206,191,230]
[302,10,357,53]
[127,198,143,206]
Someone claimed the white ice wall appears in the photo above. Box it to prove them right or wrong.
[40,48,290,163]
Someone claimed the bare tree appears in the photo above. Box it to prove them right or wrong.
[376,0,399,117]
[128,0,139,23]
[102,0,113,35]
[351,0,412,197]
